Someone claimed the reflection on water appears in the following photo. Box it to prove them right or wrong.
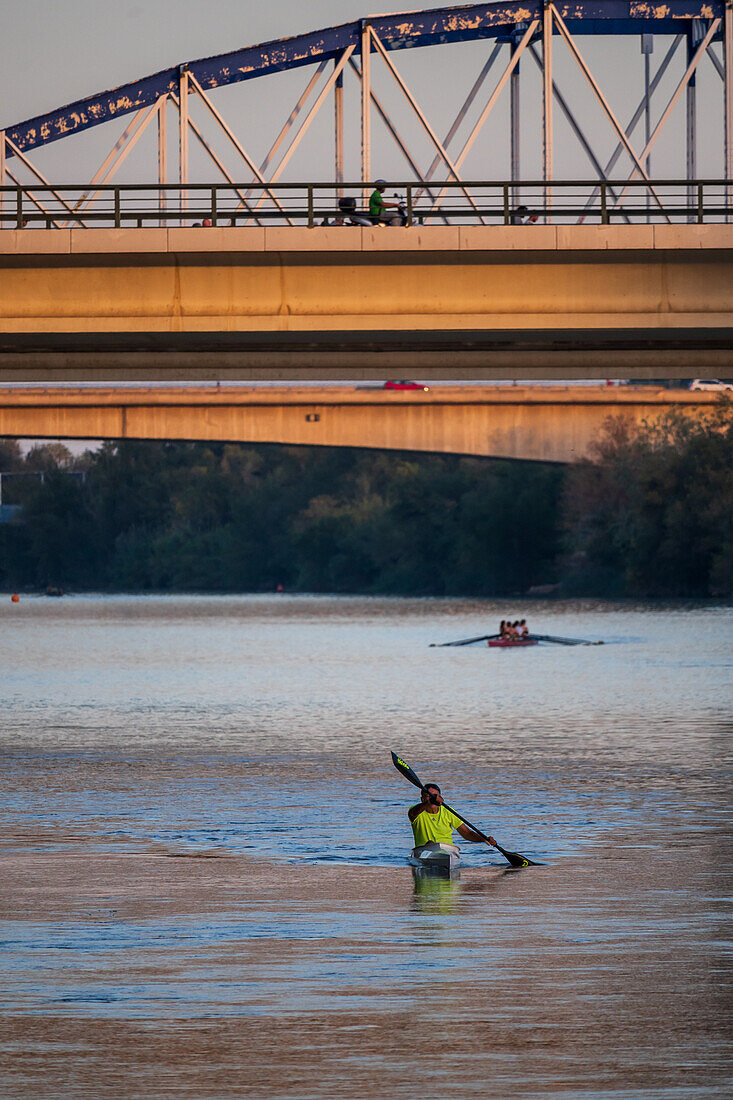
[411,866,462,913]
[0,595,731,1098]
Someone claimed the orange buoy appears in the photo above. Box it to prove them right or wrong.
[11,592,19,603]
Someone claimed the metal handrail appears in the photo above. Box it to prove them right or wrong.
[0,179,730,228]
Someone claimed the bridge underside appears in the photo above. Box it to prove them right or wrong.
[0,328,730,383]
[1,226,731,382]
[0,385,718,464]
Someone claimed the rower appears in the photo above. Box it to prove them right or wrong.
[408,783,488,849]
[519,619,529,638]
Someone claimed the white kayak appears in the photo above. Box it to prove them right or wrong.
[409,841,460,873]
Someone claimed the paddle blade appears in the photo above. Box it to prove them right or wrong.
[391,752,425,791]
[493,841,538,868]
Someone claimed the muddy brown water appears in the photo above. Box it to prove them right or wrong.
[1,595,731,1098]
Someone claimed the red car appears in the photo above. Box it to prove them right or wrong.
[383,380,429,391]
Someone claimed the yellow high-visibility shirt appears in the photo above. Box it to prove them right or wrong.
[410,804,463,846]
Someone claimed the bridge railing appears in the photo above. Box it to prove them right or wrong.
[0,180,730,229]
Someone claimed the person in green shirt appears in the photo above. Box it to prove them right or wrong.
[369,179,402,225]
[408,783,490,848]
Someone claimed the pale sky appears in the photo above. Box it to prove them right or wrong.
[1,1,727,186]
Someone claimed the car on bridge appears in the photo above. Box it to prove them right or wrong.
[383,380,430,391]
[689,379,733,392]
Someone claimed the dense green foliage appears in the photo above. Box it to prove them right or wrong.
[561,406,733,597]
[1,404,731,597]
[0,440,561,596]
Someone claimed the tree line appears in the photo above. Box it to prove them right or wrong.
[1,404,731,598]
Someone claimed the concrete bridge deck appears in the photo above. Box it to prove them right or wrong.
[0,383,720,463]
[1,224,731,383]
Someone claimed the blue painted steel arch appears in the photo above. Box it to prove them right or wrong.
[4,1,725,157]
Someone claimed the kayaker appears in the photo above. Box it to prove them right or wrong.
[408,784,490,847]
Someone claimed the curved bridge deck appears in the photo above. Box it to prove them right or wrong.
[0,383,719,463]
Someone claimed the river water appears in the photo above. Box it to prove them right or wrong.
[1,595,731,1098]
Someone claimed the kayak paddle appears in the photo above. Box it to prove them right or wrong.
[391,751,538,869]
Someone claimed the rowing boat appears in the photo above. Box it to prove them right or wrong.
[409,841,461,873]
[434,631,601,647]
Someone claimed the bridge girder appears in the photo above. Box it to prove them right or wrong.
[0,224,731,383]
[0,384,721,465]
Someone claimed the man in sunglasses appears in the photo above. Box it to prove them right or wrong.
[408,783,491,848]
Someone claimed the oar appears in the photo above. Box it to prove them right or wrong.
[530,633,603,646]
[429,634,498,647]
[391,752,538,868]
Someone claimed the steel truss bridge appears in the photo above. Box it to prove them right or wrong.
[1,3,732,386]
[1,2,732,224]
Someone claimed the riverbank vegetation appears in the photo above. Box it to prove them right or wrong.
[1,404,730,597]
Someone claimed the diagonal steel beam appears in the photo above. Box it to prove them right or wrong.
[187,71,289,220]
[260,59,329,180]
[550,5,668,218]
[527,43,629,224]
[451,19,538,176]
[234,62,329,214]
[66,99,163,225]
[707,43,724,80]
[583,35,683,217]
[369,26,487,220]
[188,70,270,179]
[240,45,356,221]
[5,138,81,224]
[419,41,504,193]
[349,56,448,224]
[71,107,148,211]
[430,20,538,216]
[257,44,356,187]
[370,26,465,182]
[349,60,437,187]
[6,167,63,227]
[169,93,267,225]
[613,18,721,209]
